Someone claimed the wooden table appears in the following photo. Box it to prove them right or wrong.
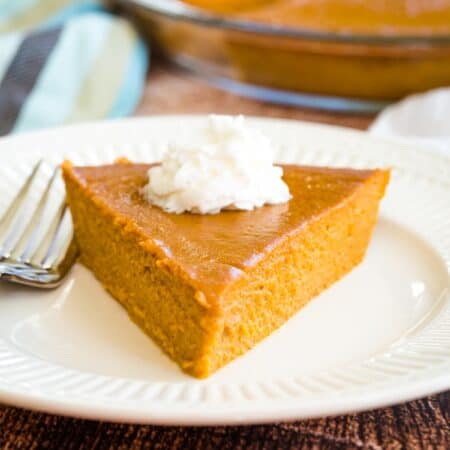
[1,61,448,450]
[136,62,373,130]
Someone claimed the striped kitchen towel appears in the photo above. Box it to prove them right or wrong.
[0,0,149,136]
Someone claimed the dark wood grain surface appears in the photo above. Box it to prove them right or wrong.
[135,62,373,130]
[1,392,448,449]
[1,61,448,449]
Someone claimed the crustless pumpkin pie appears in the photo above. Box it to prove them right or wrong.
[177,1,450,100]
[62,161,389,378]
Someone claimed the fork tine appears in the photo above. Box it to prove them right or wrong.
[15,167,61,262]
[0,161,78,287]
[27,198,65,266]
[0,160,43,228]
[40,205,72,269]
[0,161,45,259]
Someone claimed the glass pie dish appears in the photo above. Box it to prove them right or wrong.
[115,0,450,112]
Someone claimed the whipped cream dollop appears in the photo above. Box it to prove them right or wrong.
[142,115,291,214]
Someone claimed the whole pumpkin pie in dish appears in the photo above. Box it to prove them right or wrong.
[140,0,450,102]
[62,161,389,378]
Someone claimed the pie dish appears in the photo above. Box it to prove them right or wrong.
[62,160,389,377]
[119,0,450,110]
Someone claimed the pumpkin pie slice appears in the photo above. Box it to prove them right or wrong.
[62,161,389,378]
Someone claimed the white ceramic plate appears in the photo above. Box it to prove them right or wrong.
[0,116,449,425]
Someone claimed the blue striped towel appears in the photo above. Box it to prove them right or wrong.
[0,0,149,136]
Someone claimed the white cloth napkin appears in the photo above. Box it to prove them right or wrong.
[369,88,450,157]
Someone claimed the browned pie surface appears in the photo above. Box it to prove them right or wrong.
[69,163,381,301]
[184,0,450,34]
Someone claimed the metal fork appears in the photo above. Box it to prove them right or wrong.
[0,161,78,288]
